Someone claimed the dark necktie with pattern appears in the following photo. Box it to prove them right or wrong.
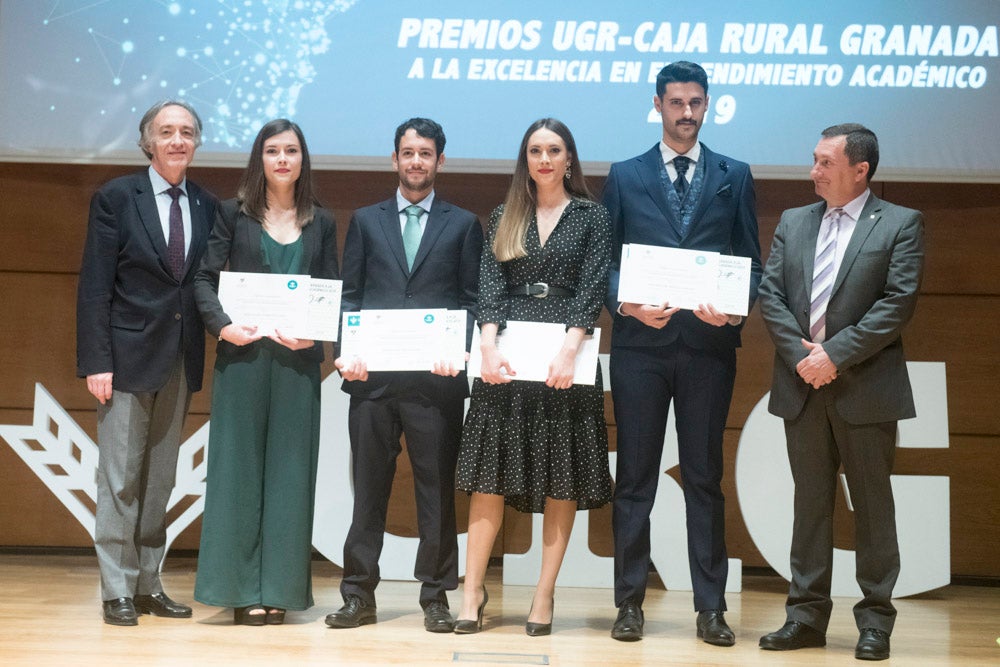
[673,155,691,199]
[166,186,185,280]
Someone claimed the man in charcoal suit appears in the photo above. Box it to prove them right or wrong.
[757,123,924,661]
[326,118,483,633]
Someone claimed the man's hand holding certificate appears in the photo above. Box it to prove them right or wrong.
[617,244,752,317]
[339,309,468,372]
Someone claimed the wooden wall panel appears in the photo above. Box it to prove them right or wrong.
[1,162,997,581]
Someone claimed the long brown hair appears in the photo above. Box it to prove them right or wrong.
[493,118,592,261]
[237,118,319,226]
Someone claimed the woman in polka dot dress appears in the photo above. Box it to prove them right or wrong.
[454,118,613,635]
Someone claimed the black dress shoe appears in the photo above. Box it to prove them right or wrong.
[611,599,644,642]
[696,609,735,647]
[103,597,138,626]
[423,601,455,633]
[325,594,377,628]
[133,592,192,618]
[759,620,826,650]
[855,628,890,660]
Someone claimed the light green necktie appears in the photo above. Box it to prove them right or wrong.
[402,204,423,270]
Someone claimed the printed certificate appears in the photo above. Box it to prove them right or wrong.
[467,320,601,385]
[217,272,343,341]
[339,309,468,371]
[617,244,751,316]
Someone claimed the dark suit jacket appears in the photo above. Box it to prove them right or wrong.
[759,193,924,424]
[603,143,762,351]
[339,196,483,402]
[193,198,340,363]
[76,170,216,392]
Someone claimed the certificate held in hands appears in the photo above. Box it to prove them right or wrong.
[217,271,343,341]
[467,321,601,385]
[339,309,468,372]
[617,243,752,316]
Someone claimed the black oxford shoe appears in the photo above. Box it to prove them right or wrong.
[325,594,377,628]
[696,609,735,647]
[133,592,192,618]
[610,599,644,642]
[423,601,455,633]
[855,628,890,660]
[759,620,826,650]
[103,597,138,626]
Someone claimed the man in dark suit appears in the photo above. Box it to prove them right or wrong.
[757,124,924,661]
[77,100,216,625]
[603,61,761,646]
[325,118,483,633]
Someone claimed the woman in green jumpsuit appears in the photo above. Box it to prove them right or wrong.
[193,119,339,625]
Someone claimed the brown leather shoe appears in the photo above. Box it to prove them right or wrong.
[759,621,826,650]
[133,592,192,618]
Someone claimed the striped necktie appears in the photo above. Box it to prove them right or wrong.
[809,208,844,343]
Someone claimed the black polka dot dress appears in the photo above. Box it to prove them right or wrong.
[456,199,614,513]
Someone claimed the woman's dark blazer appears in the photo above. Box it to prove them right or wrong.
[194,198,340,363]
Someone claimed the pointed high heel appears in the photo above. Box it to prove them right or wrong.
[454,586,489,634]
[525,597,554,636]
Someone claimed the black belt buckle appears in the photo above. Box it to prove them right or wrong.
[529,282,549,298]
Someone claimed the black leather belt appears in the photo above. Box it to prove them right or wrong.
[508,282,575,298]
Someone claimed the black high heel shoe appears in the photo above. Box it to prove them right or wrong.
[265,607,286,625]
[454,586,489,634]
[525,597,553,636]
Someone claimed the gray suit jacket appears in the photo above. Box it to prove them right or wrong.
[758,193,924,424]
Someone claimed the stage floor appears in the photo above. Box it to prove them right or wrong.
[0,554,996,665]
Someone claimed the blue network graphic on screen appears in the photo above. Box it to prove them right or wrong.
[2,0,998,179]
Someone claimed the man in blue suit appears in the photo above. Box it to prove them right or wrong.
[603,61,762,645]
[326,118,483,633]
[77,100,216,625]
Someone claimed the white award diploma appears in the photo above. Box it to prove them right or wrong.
[617,244,751,315]
[715,255,752,316]
[296,278,343,341]
[217,271,310,337]
[339,309,468,371]
[467,321,601,385]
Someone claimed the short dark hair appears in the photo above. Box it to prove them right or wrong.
[394,117,446,156]
[237,118,318,227]
[655,61,709,99]
[822,123,879,182]
[137,100,203,158]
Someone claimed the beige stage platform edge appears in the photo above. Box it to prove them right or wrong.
[0,554,996,666]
